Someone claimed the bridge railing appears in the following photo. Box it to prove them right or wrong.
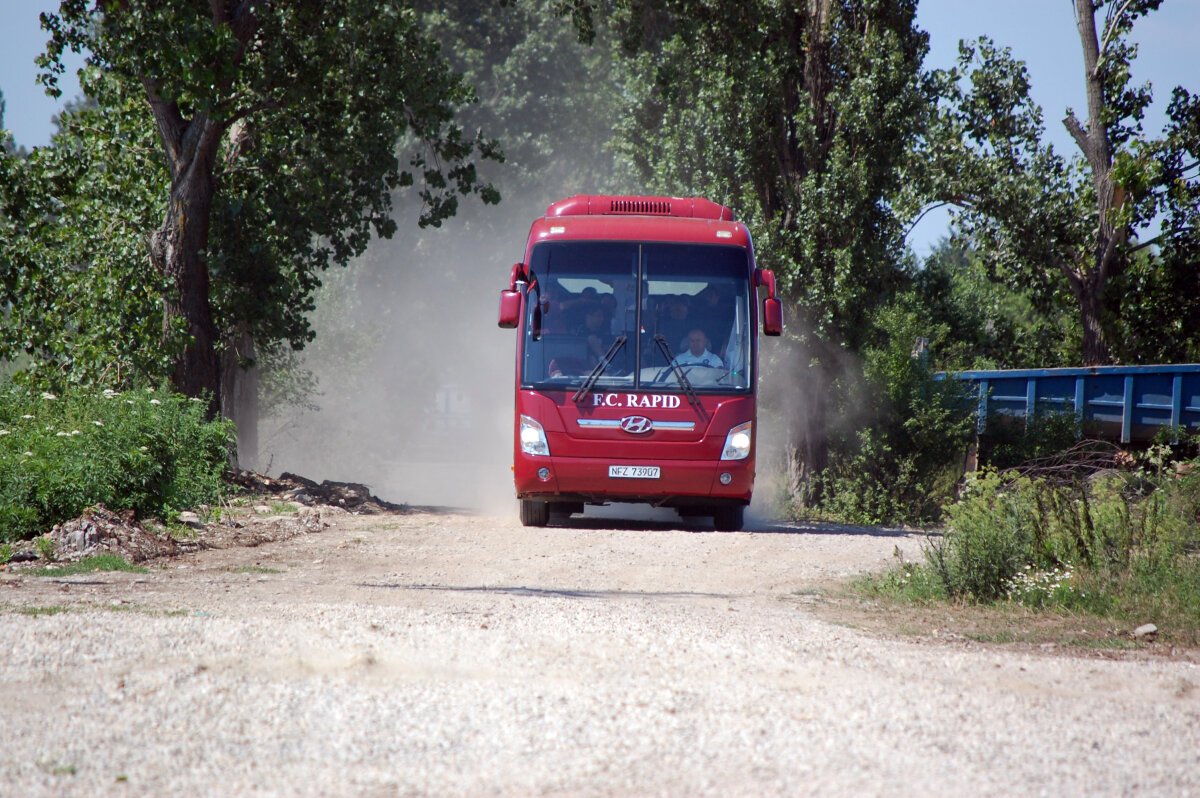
[944,365,1200,444]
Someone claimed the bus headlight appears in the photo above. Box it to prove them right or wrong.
[520,414,550,456]
[720,421,752,461]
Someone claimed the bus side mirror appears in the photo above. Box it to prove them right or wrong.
[763,297,783,336]
[755,268,783,336]
[499,262,526,328]
[498,289,521,329]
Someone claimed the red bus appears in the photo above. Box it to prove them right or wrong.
[498,195,782,530]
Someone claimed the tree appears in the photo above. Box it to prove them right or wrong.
[918,1,1197,366]
[915,239,1077,370]
[0,91,11,154]
[1,68,171,389]
[566,0,931,503]
[416,0,630,208]
[38,1,500,417]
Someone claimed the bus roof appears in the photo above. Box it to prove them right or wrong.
[528,195,752,250]
[546,195,734,220]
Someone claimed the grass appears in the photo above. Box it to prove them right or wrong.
[830,577,1171,652]
[16,605,70,616]
[24,554,148,576]
[842,447,1200,649]
[227,565,281,574]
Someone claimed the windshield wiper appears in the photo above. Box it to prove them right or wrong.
[573,334,627,404]
[653,333,700,408]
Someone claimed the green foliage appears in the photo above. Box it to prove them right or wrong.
[0,70,175,393]
[924,470,1036,601]
[981,412,1082,472]
[912,451,1200,629]
[24,0,502,407]
[815,303,974,525]
[417,0,629,206]
[27,554,149,576]
[914,239,1077,369]
[0,383,234,541]
[915,2,1199,365]
[34,536,57,562]
[599,0,929,347]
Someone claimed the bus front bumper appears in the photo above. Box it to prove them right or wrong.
[515,454,754,505]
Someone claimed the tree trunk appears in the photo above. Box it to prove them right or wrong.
[149,158,221,419]
[1064,0,1119,366]
[1071,272,1112,366]
[221,327,259,470]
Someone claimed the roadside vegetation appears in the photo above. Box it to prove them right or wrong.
[20,554,150,577]
[857,438,1200,646]
[0,385,233,542]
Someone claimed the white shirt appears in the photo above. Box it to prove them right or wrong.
[673,349,723,368]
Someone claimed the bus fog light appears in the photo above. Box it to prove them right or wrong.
[719,472,732,485]
[537,467,551,481]
[720,421,752,461]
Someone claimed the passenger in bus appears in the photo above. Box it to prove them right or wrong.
[693,285,732,355]
[599,293,620,334]
[575,303,615,363]
[672,328,724,369]
[656,295,693,353]
[540,283,571,333]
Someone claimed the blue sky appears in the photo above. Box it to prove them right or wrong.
[2,0,1197,253]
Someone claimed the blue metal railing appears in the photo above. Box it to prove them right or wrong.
[945,364,1200,443]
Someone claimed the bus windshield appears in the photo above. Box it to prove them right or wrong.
[521,241,752,393]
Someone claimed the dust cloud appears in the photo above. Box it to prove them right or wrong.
[752,313,869,519]
[257,205,525,514]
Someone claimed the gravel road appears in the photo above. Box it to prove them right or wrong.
[2,506,1199,796]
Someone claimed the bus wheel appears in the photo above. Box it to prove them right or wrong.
[520,500,550,527]
[712,505,744,532]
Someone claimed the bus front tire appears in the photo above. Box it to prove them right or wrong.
[712,505,744,532]
[520,500,550,527]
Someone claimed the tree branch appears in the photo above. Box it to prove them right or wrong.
[1063,112,1090,156]
[1095,0,1136,76]
[1127,232,1166,254]
[903,201,958,238]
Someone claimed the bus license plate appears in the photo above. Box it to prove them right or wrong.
[608,465,660,479]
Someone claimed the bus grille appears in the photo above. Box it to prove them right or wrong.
[609,199,672,215]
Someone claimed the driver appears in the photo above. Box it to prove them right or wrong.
[673,328,723,368]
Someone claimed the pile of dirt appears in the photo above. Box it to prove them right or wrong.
[1,471,407,570]
[226,470,408,513]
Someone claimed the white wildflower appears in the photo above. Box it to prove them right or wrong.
[56,431,68,437]
[150,399,162,406]
[23,451,33,457]
[93,420,104,427]
[41,392,57,400]
[22,414,34,419]
[0,429,8,435]
[71,430,82,436]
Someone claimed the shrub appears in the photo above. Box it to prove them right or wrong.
[927,469,1037,600]
[815,304,974,525]
[980,411,1081,471]
[0,384,234,541]
[918,449,1200,622]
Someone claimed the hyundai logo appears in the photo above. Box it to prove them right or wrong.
[619,415,654,434]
